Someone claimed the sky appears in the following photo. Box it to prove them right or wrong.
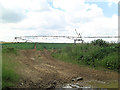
[0,0,119,43]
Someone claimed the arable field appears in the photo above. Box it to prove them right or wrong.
[2,43,35,49]
[2,42,71,50]
[36,43,72,50]
[2,40,119,89]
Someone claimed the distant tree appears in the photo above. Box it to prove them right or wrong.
[91,39,109,47]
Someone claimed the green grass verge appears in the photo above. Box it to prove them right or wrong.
[2,47,20,88]
[52,41,119,72]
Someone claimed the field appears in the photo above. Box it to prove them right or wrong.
[1,40,119,89]
[2,43,72,50]
[2,42,73,88]
[2,43,35,49]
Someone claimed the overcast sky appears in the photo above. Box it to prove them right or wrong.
[0,0,119,43]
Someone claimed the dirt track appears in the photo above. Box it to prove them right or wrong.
[15,49,118,88]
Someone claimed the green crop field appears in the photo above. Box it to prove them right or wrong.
[2,43,72,50]
[36,43,72,50]
[2,43,35,49]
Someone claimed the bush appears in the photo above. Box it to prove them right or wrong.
[91,39,109,47]
[52,40,119,71]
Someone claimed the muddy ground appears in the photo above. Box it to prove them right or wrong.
[14,49,118,88]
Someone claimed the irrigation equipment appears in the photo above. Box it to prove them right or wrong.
[14,29,119,43]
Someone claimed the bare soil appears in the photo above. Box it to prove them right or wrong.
[14,49,118,88]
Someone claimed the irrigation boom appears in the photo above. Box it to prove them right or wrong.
[14,29,119,43]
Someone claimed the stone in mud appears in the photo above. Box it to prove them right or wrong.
[72,79,76,81]
[76,77,83,81]
[47,84,56,89]
[53,80,57,85]
[47,81,57,89]
[71,84,80,88]
[63,84,72,88]
[29,81,33,85]
[20,82,24,86]
[31,58,35,60]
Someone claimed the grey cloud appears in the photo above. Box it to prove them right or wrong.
[0,5,27,23]
[0,1,51,23]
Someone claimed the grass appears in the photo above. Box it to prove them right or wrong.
[52,40,119,72]
[2,67,20,88]
[2,47,20,88]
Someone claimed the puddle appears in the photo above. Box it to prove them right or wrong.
[62,80,118,89]
[62,83,117,90]
[63,83,91,88]
[63,84,80,88]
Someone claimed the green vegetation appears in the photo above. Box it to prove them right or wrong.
[52,39,119,71]
[2,40,119,88]
[2,47,17,55]
[2,43,34,49]
[1,40,119,88]
[2,47,20,88]
[2,42,71,50]
[2,41,119,72]
[36,43,72,50]
[2,43,71,88]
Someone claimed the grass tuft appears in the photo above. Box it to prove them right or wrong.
[2,47,20,88]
